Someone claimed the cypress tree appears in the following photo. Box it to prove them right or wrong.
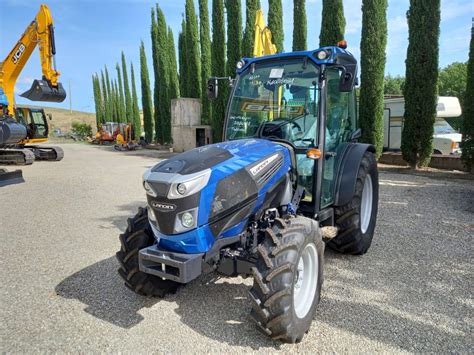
[461,25,474,170]
[116,63,126,123]
[319,0,345,47]
[115,80,121,122]
[100,70,108,122]
[211,0,226,142]
[151,8,160,142]
[92,75,102,127]
[111,80,118,122]
[242,0,261,57]
[226,0,242,77]
[156,6,171,144]
[292,0,307,51]
[401,0,440,168]
[168,27,180,101]
[104,66,113,122]
[185,0,202,99]
[121,52,133,123]
[130,63,142,140]
[140,41,154,144]
[359,0,388,158]
[178,19,188,98]
[199,0,212,124]
[268,0,284,52]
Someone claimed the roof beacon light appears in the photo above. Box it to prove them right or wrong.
[337,40,347,49]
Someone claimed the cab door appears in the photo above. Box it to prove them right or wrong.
[320,68,358,208]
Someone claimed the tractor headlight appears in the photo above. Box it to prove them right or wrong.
[181,212,194,228]
[143,181,157,197]
[236,60,245,69]
[174,208,198,233]
[167,169,212,199]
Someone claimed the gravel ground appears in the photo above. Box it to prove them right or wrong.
[1,143,472,353]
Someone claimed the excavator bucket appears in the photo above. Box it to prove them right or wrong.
[20,79,66,103]
[0,168,24,187]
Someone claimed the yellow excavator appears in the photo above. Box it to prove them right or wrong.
[0,4,66,168]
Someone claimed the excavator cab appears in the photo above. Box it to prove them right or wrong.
[20,79,66,103]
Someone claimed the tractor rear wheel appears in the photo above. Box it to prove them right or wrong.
[116,207,178,297]
[329,151,378,255]
[249,216,324,343]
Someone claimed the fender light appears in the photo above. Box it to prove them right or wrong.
[306,148,322,160]
[167,169,212,199]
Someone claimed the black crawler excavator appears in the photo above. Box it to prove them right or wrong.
[0,4,66,175]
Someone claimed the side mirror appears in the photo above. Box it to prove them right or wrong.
[207,77,218,100]
[338,64,357,92]
[350,128,362,141]
[47,113,53,121]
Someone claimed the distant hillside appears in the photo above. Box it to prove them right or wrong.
[18,105,96,134]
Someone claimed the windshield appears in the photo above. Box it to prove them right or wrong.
[226,58,320,148]
[434,119,457,134]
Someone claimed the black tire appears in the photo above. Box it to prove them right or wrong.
[116,207,178,297]
[329,151,378,255]
[249,216,324,343]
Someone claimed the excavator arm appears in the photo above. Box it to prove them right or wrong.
[253,9,277,57]
[0,4,66,114]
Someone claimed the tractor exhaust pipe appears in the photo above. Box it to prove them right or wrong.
[20,79,66,103]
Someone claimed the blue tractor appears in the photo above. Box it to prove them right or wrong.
[117,46,379,343]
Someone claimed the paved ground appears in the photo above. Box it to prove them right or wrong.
[1,144,472,353]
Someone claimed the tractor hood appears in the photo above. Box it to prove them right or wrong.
[143,139,292,253]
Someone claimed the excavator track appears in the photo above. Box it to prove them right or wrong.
[0,148,35,165]
[27,145,64,161]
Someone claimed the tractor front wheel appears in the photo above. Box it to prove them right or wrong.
[116,207,178,297]
[249,216,324,343]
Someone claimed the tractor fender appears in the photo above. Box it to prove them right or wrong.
[333,143,376,206]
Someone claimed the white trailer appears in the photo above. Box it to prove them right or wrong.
[383,96,462,155]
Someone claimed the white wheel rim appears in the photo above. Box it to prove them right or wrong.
[293,243,319,319]
[360,174,373,234]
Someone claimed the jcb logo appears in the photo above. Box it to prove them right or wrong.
[12,43,26,64]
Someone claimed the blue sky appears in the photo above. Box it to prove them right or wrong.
[1,0,472,113]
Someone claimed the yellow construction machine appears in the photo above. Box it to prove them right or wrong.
[0,4,66,166]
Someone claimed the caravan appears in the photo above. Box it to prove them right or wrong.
[383,96,462,155]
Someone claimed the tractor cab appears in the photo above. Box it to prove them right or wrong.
[219,46,359,216]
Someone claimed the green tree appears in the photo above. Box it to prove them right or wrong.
[130,62,142,140]
[178,19,188,98]
[168,27,180,101]
[139,41,154,143]
[384,75,405,95]
[268,0,284,52]
[92,74,102,127]
[156,6,172,143]
[226,0,242,77]
[199,0,212,123]
[211,0,226,142]
[319,0,345,47]
[292,0,307,51]
[242,0,261,57]
[401,0,440,168]
[461,26,474,170]
[359,0,388,158]
[100,70,109,122]
[104,66,113,122]
[185,0,202,98]
[151,7,160,141]
[438,62,467,130]
[116,63,126,123]
[121,52,133,123]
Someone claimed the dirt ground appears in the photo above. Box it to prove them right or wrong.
[1,143,472,353]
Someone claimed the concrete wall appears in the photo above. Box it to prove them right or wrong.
[171,98,212,152]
